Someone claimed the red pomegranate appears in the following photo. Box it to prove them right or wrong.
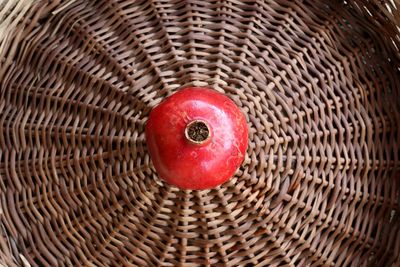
[145,87,248,190]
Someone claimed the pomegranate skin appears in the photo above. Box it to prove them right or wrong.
[145,87,248,190]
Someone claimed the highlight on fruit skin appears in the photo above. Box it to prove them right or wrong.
[145,87,248,190]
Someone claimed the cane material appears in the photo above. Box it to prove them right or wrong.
[0,0,399,266]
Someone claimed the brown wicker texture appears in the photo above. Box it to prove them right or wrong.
[0,0,400,266]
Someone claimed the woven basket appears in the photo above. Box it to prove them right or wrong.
[0,0,399,266]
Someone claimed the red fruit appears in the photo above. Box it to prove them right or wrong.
[145,87,248,190]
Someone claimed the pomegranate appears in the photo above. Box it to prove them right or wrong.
[145,87,248,190]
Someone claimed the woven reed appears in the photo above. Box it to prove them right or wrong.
[0,0,399,266]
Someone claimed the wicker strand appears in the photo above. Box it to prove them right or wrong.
[346,0,400,57]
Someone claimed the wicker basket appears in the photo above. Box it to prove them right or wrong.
[0,0,399,266]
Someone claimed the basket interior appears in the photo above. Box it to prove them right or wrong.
[0,0,399,266]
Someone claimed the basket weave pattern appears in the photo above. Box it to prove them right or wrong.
[0,0,399,266]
